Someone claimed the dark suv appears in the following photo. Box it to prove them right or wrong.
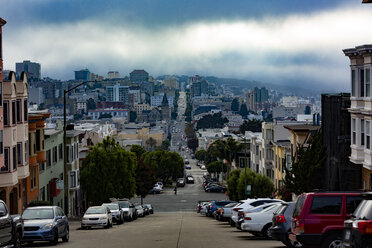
[0,200,23,247]
[343,192,372,248]
[289,192,363,248]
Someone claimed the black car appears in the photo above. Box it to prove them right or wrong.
[343,192,372,248]
[177,178,185,187]
[0,200,23,248]
[270,202,301,248]
[205,184,226,193]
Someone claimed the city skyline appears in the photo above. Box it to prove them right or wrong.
[1,0,371,90]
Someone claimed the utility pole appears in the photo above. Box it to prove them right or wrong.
[64,80,92,216]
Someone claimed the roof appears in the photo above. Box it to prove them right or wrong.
[273,140,291,148]
[44,129,62,136]
[161,93,169,105]
[284,124,320,132]
[130,69,148,75]
[0,18,6,26]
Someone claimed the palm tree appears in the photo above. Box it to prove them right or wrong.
[211,137,246,180]
[146,137,157,151]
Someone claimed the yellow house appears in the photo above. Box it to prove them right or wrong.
[117,127,164,149]
[273,141,291,192]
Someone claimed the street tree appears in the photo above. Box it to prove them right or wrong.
[239,119,262,133]
[130,145,147,158]
[195,149,207,162]
[206,161,225,180]
[284,130,326,195]
[135,158,156,205]
[227,169,241,201]
[146,137,157,151]
[81,137,137,205]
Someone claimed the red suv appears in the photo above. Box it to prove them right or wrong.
[289,192,363,248]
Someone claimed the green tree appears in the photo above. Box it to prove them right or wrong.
[239,103,249,117]
[305,105,311,115]
[80,137,137,205]
[239,119,262,133]
[237,168,255,199]
[187,138,199,153]
[207,161,225,179]
[143,150,184,184]
[227,170,241,201]
[87,98,96,110]
[231,98,239,112]
[146,137,157,151]
[135,158,155,205]
[130,145,147,158]
[235,168,274,199]
[129,111,137,122]
[284,130,326,195]
[160,140,170,150]
[184,123,195,139]
[196,112,228,130]
[195,149,207,162]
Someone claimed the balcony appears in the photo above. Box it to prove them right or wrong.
[0,171,18,187]
[37,151,46,163]
[29,155,37,166]
[17,164,29,179]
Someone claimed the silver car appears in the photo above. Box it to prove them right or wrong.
[102,203,124,224]
[81,206,112,229]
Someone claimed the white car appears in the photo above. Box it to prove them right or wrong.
[241,203,282,238]
[81,206,113,229]
[154,183,163,191]
[102,203,124,224]
[230,198,283,226]
[200,165,206,170]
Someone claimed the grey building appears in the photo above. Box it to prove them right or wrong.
[16,60,41,80]
[74,69,91,81]
[28,86,45,105]
[106,84,130,103]
[130,69,149,82]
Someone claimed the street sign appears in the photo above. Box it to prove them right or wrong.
[246,185,251,196]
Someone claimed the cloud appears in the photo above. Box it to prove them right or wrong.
[2,4,371,91]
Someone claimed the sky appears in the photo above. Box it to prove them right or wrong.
[1,0,372,91]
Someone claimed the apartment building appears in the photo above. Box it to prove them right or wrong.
[0,71,29,214]
[0,18,6,194]
[273,141,291,192]
[344,45,372,189]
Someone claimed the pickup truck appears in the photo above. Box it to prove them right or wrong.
[0,200,24,248]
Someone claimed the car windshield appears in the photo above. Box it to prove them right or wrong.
[224,202,238,208]
[135,206,143,209]
[22,208,54,220]
[118,202,129,208]
[293,195,306,217]
[274,204,287,215]
[103,204,119,210]
[85,207,106,214]
[353,200,372,220]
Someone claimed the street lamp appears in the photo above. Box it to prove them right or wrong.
[64,80,92,216]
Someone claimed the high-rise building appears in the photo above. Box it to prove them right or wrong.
[130,69,149,82]
[106,84,129,103]
[16,60,41,80]
[74,69,91,81]
[106,71,120,79]
[344,45,372,189]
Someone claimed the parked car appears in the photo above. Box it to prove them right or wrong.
[269,202,301,248]
[219,202,239,221]
[289,192,363,248]
[206,201,236,217]
[154,183,163,191]
[230,198,283,227]
[343,192,372,248]
[112,199,136,221]
[135,205,145,217]
[241,203,282,238]
[199,202,213,216]
[81,206,112,229]
[156,182,164,190]
[0,200,23,247]
[201,165,206,170]
[177,178,186,187]
[150,187,161,194]
[143,205,150,215]
[205,184,226,193]
[144,204,154,214]
[236,202,280,230]
[185,160,190,164]
[102,203,124,224]
[22,206,69,244]
[186,176,194,184]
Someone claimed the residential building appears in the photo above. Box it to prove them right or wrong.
[133,103,153,115]
[39,128,64,207]
[0,71,29,214]
[106,83,129,103]
[28,110,50,206]
[74,69,91,81]
[88,108,128,121]
[248,132,263,174]
[273,140,291,192]
[343,45,372,189]
[151,93,174,107]
[116,124,164,149]
[321,93,362,191]
[130,69,149,82]
[129,86,141,104]
[106,71,120,79]
[75,101,87,114]
[0,18,5,178]
[16,60,41,80]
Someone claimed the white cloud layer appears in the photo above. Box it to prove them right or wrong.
[3,4,372,90]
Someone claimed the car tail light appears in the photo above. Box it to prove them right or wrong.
[275,215,286,223]
[233,207,242,212]
[297,221,305,234]
[244,216,252,220]
[355,220,372,234]
[238,211,244,217]
[221,209,224,214]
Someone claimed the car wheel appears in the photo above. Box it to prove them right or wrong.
[322,233,342,248]
[104,220,110,229]
[261,224,272,239]
[62,227,69,242]
[208,189,211,192]
[283,239,303,248]
[220,189,224,193]
[229,219,236,227]
[13,230,21,248]
[50,229,59,245]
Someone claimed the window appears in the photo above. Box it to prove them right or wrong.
[310,196,342,215]
[30,167,37,189]
[16,99,22,123]
[40,187,45,201]
[1,148,10,172]
[352,70,356,97]
[24,141,28,164]
[366,69,371,97]
[59,143,63,160]
[361,119,365,146]
[346,197,363,214]
[46,149,51,167]
[0,82,2,107]
[360,69,365,97]
[352,118,356,145]
[3,101,9,126]
[367,121,371,150]
[286,154,291,169]
[69,171,77,188]
[36,130,41,151]
[67,145,70,163]
[39,162,45,172]
[24,99,28,121]
[0,130,3,155]
[255,145,259,156]
[12,146,16,170]
[53,146,57,164]
[12,100,16,125]
[17,142,22,165]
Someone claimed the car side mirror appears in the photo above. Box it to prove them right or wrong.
[56,216,63,221]
[0,211,6,217]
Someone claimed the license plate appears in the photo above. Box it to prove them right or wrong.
[344,230,351,241]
